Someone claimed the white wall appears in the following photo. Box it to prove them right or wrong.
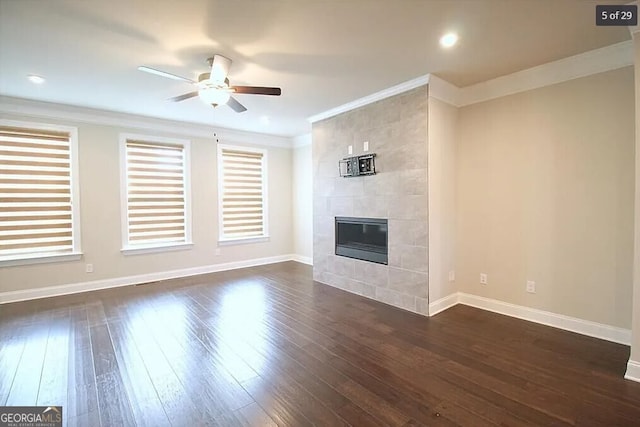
[428,96,458,303]
[456,67,635,329]
[0,108,294,296]
[292,134,313,261]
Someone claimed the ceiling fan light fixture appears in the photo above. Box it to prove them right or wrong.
[210,64,227,84]
[198,87,230,105]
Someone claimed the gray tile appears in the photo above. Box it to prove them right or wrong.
[388,195,427,220]
[375,288,416,312]
[400,245,428,273]
[360,283,377,299]
[415,297,430,316]
[387,245,402,267]
[400,169,427,195]
[353,260,388,287]
[388,267,428,298]
[362,171,401,197]
[328,254,355,278]
[388,220,418,246]
[353,196,388,218]
[329,197,354,217]
[333,177,365,197]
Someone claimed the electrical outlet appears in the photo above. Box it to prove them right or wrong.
[448,270,455,282]
[480,273,487,285]
[348,145,353,155]
[363,141,369,151]
[526,280,536,293]
[215,248,221,256]
[85,263,94,273]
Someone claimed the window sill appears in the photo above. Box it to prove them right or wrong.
[121,242,193,256]
[0,252,83,268]
[218,236,270,246]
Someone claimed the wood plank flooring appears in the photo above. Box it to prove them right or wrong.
[1,261,640,426]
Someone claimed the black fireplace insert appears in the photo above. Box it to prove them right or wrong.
[335,217,388,264]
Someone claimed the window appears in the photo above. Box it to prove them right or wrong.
[218,144,268,243]
[0,121,81,265]
[120,134,191,254]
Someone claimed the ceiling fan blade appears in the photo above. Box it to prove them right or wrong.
[210,55,232,84]
[226,96,247,113]
[231,86,281,96]
[169,91,199,102]
[138,66,196,84]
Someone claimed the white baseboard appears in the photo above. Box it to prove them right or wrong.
[456,293,631,345]
[428,292,459,316]
[0,254,301,304]
[428,292,630,346]
[625,360,640,383]
[291,254,313,265]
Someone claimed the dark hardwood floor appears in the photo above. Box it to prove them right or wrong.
[1,261,640,426]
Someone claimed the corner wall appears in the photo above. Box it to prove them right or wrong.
[312,86,430,314]
[292,135,313,262]
[427,96,458,305]
[627,30,640,381]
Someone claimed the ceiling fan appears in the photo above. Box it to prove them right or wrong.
[138,54,281,113]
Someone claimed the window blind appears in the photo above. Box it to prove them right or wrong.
[125,140,186,246]
[220,148,265,239]
[0,126,75,259]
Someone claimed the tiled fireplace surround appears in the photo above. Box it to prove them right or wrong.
[312,86,430,315]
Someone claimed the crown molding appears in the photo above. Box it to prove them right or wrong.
[427,74,462,107]
[459,40,633,106]
[0,96,293,149]
[3,37,633,137]
[306,40,634,120]
[307,74,430,123]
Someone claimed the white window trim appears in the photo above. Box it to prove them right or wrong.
[218,236,269,246]
[217,143,269,245]
[121,242,194,256]
[0,119,82,267]
[119,133,192,253]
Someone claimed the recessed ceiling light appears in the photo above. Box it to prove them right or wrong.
[439,33,458,48]
[27,74,45,84]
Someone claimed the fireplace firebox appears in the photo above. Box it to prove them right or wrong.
[335,217,388,264]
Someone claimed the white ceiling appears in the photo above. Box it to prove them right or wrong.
[0,0,630,137]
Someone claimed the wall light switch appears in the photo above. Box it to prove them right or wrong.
[363,141,369,152]
[348,145,353,155]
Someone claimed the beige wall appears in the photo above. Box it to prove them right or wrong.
[292,140,313,259]
[428,97,458,303]
[630,33,640,362]
[0,114,293,294]
[456,67,635,328]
